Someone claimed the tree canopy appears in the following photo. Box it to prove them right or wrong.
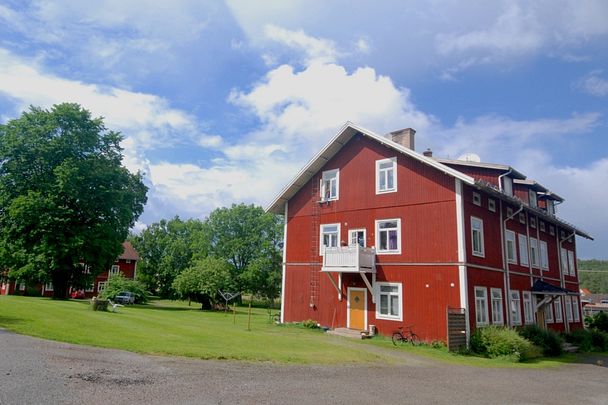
[0,103,148,298]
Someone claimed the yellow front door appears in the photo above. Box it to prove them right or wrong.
[348,289,366,330]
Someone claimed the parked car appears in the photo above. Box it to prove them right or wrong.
[70,290,85,299]
[114,291,135,304]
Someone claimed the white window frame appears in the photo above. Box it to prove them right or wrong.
[490,288,504,325]
[85,283,94,292]
[540,221,545,233]
[320,169,339,201]
[510,290,522,325]
[549,225,555,236]
[97,281,107,293]
[488,199,496,212]
[472,192,481,206]
[519,213,526,224]
[565,296,573,322]
[539,240,549,270]
[530,217,536,229]
[376,157,397,194]
[573,297,580,322]
[375,218,401,255]
[530,238,539,268]
[554,298,563,323]
[567,250,575,276]
[523,291,534,325]
[560,248,569,276]
[506,207,513,217]
[518,234,529,266]
[348,228,366,247]
[375,282,402,321]
[109,264,120,275]
[320,223,341,255]
[19,281,26,291]
[546,301,554,323]
[505,230,517,264]
[475,287,489,326]
[471,217,485,257]
[45,282,54,292]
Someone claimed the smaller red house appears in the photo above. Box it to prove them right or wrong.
[0,241,139,297]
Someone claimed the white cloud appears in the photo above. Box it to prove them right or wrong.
[0,48,198,151]
[264,24,338,64]
[574,70,608,97]
[197,134,224,148]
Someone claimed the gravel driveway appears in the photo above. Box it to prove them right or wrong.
[1,328,606,405]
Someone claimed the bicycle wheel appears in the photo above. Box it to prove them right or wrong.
[392,333,405,346]
[408,333,421,346]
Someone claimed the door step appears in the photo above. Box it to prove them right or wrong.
[327,328,366,339]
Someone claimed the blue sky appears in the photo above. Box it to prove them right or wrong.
[0,0,607,258]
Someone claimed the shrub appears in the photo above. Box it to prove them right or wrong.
[302,319,320,329]
[470,326,538,362]
[98,274,149,303]
[587,312,608,333]
[519,325,563,357]
[590,330,608,351]
[565,329,593,352]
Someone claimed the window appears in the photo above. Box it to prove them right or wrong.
[471,217,485,257]
[539,241,549,270]
[18,281,25,291]
[549,225,555,236]
[567,251,575,276]
[376,158,397,194]
[546,301,554,323]
[554,298,563,322]
[530,238,539,268]
[560,230,565,239]
[519,213,526,224]
[376,282,402,321]
[518,234,529,266]
[505,230,517,264]
[573,297,580,322]
[491,288,504,325]
[488,199,496,212]
[320,224,340,255]
[560,248,569,275]
[348,229,366,247]
[85,283,94,292]
[546,200,555,215]
[530,217,536,229]
[473,192,481,206]
[98,281,107,292]
[565,296,573,322]
[320,169,339,201]
[529,189,537,207]
[506,207,513,217]
[475,287,489,326]
[45,282,54,291]
[503,176,513,196]
[125,259,131,264]
[523,291,534,325]
[109,265,120,275]
[510,290,522,325]
[540,221,545,232]
[375,219,401,254]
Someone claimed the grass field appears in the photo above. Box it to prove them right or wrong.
[0,295,589,367]
[0,295,390,364]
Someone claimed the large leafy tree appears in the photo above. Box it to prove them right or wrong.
[172,257,233,309]
[130,217,209,298]
[206,204,283,297]
[0,104,148,298]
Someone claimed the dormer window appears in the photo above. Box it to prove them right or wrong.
[546,200,555,215]
[502,176,513,196]
[529,190,538,207]
[321,169,339,201]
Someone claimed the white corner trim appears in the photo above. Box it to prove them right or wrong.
[455,179,470,343]
[280,202,288,324]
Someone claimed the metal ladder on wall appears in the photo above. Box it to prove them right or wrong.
[309,177,321,308]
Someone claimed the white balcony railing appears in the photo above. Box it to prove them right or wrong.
[321,245,376,273]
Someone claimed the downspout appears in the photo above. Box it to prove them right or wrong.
[498,169,513,192]
[502,203,524,328]
[559,229,576,333]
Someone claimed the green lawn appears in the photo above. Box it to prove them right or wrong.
[0,296,387,364]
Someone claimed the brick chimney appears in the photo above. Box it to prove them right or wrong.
[389,128,416,150]
[423,148,433,157]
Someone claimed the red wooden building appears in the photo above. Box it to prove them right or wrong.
[0,241,139,297]
[267,122,592,344]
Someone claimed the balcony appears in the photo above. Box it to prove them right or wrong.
[321,246,376,273]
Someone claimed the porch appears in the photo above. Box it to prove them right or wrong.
[320,245,376,303]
